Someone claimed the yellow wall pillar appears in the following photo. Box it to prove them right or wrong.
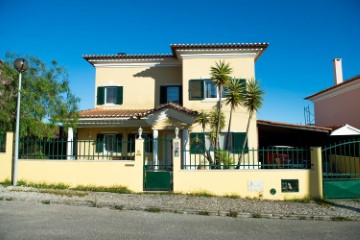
[172,137,181,192]
[133,138,145,192]
[0,132,14,181]
[310,147,323,199]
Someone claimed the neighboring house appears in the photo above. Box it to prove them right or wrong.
[305,58,360,129]
[76,43,268,165]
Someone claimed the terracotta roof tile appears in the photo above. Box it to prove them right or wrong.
[79,108,149,118]
[305,74,360,100]
[170,42,269,60]
[78,103,198,119]
[83,53,173,61]
[83,42,269,62]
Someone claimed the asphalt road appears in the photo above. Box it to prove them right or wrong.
[0,201,359,240]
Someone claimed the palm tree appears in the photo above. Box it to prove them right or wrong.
[237,79,264,167]
[224,78,246,150]
[194,110,209,134]
[210,61,232,162]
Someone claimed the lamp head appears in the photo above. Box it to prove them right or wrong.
[14,58,29,73]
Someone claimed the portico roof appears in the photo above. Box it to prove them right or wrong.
[78,103,198,119]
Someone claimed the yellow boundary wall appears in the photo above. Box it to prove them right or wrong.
[1,133,323,200]
[174,138,323,200]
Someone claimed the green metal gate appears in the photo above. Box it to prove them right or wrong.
[322,139,360,199]
[143,137,173,191]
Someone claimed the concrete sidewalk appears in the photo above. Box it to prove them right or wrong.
[0,185,359,221]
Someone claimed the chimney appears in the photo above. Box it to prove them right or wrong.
[333,58,343,85]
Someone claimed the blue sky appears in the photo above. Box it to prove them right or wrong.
[1,0,359,124]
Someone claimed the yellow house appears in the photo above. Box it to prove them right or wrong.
[76,43,268,168]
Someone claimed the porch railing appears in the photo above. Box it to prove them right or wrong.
[18,138,136,160]
[182,147,310,170]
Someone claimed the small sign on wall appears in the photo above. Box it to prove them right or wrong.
[174,142,179,157]
[248,180,264,192]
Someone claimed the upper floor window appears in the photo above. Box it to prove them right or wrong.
[204,80,217,98]
[160,85,182,105]
[189,79,245,100]
[97,86,123,105]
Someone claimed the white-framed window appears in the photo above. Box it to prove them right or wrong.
[96,133,122,153]
[160,85,182,105]
[97,86,123,105]
[189,79,228,100]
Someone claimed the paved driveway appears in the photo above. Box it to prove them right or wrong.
[0,201,359,240]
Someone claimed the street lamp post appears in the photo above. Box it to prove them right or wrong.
[13,58,28,186]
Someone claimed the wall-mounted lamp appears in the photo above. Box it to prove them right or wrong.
[88,131,92,139]
[175,127,179,139]
[138,127,143,139]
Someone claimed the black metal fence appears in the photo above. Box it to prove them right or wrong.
[18,138,136,160]
[183,147,310,170]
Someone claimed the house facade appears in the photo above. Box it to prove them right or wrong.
[76,43,268,167]
[305,59,360,129]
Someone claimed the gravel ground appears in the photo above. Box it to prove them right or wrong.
[1,185,359,221]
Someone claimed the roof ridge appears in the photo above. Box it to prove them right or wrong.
[305,74,360,100]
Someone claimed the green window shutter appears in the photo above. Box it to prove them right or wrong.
[190,133,205,154]
[189,80,204,100]
[116,134,122,153]
[116,86,123,105]
[96,134,104,153]
[160,86,167,104]
[232,132,248,153]
[97,87,105,105]
[179,86,183,105]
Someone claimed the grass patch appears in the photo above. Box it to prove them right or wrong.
[252,213,262,218]
[88,197,100,208]
[72,185,132,194]
[5,197,13,201]
[188,191,215,198]
[330,216,352,221]
[225,193,241,199]
[0,179,12,186]
[144,207,161,213]
[41,200,50,205]
[17,180,70,190]
[285,197,311,203]
[197,211,210,216]
[312,198,333,206]
[226,210,238,218]
[39,189,88,197]
[112,205,124,211]
[0,197,3,200]
[11,180,131,195]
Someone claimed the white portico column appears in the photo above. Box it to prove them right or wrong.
[182,128,190,169]
[67,127,74,160]
[153,129,159,170]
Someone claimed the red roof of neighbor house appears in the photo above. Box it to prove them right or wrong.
[79,102,198,119]
[257,119,332,132]
[305,74,360,100]
[83,42,269,62]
